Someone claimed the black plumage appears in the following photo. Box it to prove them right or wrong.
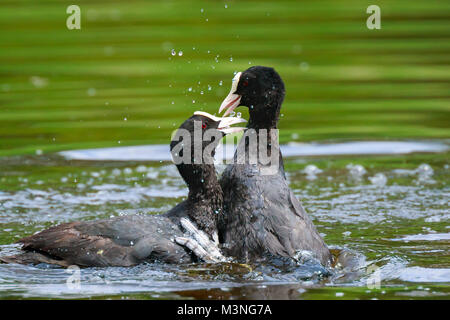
[0,113,238,267]
[218,66,333,266]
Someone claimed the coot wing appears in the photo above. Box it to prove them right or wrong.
[17,215,191,267]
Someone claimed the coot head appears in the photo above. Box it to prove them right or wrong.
[174,111,245,137]
[170,111,246,160]
[170,111,246,188]
[219,66,285,128]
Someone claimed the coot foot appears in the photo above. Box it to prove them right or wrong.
[175,218,227,263]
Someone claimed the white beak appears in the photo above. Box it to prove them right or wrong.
[217,116,247,134]
[218,72,242,117]
[193,111,246,134]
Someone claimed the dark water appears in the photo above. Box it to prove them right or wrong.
[0,141,449,299]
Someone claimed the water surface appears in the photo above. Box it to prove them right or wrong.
[0,141,449,299]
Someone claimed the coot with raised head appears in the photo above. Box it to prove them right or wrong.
[0,112,246,267]
[218,66,332,266]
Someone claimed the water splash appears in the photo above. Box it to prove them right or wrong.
[368,173,387,187]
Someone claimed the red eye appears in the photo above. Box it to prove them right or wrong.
[202,122,207,129]
[243,80,249,87]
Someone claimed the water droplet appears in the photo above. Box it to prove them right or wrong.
[178,51,183,56]
[369,173,387,187]
[30,76,48,88]
[219,80,223,86]
[302,165,323,181]
[146,171,158,179]
[416,163,434,183]
[136,165,147,173]
[87,88,96,96]
[104,46,114,56]
[236,112,242,118]
[300,61,310,71]
[346,164,367,179]
[417,163,433,175]
[171,49,176,56]
[188,87,192,92]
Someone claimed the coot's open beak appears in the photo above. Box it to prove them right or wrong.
[217,116,246,134]
[218,72,242,117]
[193,111,246,134]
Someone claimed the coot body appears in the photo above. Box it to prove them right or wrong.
[218,66,332,266]
[0,112,245,267]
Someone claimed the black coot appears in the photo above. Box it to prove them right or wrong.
[218,66,333,266]
[0,112,245,267]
